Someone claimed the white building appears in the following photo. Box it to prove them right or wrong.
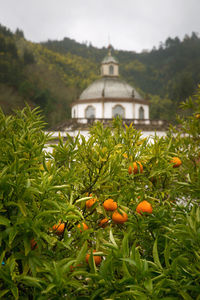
[71,47,149,121]
[48,47,167,145]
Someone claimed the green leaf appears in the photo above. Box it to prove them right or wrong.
[0,290,9,298]
[41,283,56,294]
[40,232,57,246]
[24,237,31,256]
[20,276,43,288]
[76,196,92,203]
[18,200,27,216]
[153,238,163,269]
[120,258,137,267]
[91,288,105,300]
[49,184,70,191]
[109,228,118,248]
[164,240,170,268]
[0,216,10,226]
[36,210,60,219]
[88,250,97,274]
[9,227,17,246]
[122,232,129,256]
[11,286,18,300]
[179,291,193,300]
[144,278,153,292]
[43,199,61,210]
[103,242,118,250]
[76,241,88,265]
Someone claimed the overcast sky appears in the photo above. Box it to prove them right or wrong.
[1,0,200,52]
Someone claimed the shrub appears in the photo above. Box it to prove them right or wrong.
[0,87,200,299]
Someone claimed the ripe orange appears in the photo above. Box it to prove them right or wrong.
[103,199,118,211]
[136,200,152,214]
[128,161,143,175]
[99,218,109,228]
[86,197,96,208]
[70,264,82,272]
[195,113,200,119]
[112,210,128,224]
[85,250,102,266]
[30,238,38,250]
[77,222,89,232]
[170,157,182,168]
[52,223,65,235]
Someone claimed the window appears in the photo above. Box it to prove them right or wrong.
[85,105,95,119]
[139,106,144,119]
[109,65,114,75]
[73,109,76,118]
[112,105,125,118]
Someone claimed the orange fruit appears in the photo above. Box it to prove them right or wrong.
[103,199,118,211]
[128,162,143,175]
[170,157,182,168]
[136,200,152,214]
[86,192,92,196]
[52,223,65,235]
[77,222,89,232]
[70,264,82,272]
[99,218,109,228]
[85,250,102,266]
[195,113,200,119]
[30,238,38,250]
[112,210,128,224]
[86,197,97,208]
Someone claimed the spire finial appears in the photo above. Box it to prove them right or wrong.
[108,34,112,56]
[108,44,112,56]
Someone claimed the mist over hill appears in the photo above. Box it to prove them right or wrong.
[0,23,200,128]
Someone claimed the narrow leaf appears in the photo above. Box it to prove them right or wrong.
[109,228,118,248]
[153,238,163,269]
[0,216,10,226]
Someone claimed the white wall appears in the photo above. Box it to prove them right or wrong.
[72,103,103,119]
[101,64,118,76]
[73,102,149,119]
[104,102,134,119]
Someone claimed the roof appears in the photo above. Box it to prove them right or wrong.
[101,54,118,64]
[101,47,118,64]
[79,77,143,100]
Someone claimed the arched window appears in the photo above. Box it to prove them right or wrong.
[109,65,114,75]
[112,105,125,118]
[73,109,76,118]
[139,106,144,119]
[85,105,95,119]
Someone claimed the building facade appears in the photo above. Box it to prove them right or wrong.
[71,46,150,121]
[47,47,168,149]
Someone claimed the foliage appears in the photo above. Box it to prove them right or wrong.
[0,87,200,298]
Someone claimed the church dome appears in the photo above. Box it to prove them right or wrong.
[71,46,149,121]
[79,77,143,100]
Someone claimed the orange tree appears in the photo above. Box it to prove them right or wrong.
[0,85,200,299]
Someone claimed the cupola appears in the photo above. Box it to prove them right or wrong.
[101,45,119,77]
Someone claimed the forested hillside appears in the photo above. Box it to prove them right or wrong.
[1,22,200,127]
[0,24,98,127]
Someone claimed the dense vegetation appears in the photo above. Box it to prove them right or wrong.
[0,87,200,299]
[1,23,200,127]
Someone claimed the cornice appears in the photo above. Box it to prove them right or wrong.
[71,97,149,106]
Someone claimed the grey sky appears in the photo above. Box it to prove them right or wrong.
[1,0,200,52]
